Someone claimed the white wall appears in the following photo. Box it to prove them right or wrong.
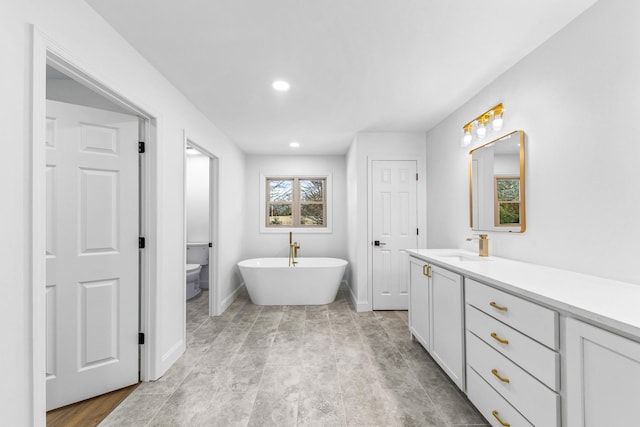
[426,0,640,284]
[346,132,427,311]
[2,0,245,424]
[0,2,30,424]
[186,152,210,243]
[346,142,360,304]
[243,155,348,261]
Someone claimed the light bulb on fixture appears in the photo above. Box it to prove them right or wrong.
[492,110,504,131]
[476,119,487,139]
[461,124,473,147]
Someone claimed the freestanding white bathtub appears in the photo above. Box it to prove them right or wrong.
[237,257,348,305]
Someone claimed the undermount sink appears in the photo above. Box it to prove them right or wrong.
[439,254,492,262]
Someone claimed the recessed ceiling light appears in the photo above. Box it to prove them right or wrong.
[272,80,290,91]
[289,141,300,148]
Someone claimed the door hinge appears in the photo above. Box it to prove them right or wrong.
[209,242,213,248]
[417,228,419,235]
[138,332,145,345]
[139,237,146,249]
[416,173,418,181]
[138,141,145,154]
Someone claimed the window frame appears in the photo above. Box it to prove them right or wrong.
[260,173,333,233]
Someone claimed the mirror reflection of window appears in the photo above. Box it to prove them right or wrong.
[494,177,521,226]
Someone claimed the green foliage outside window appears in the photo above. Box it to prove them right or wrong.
[495,177,520,225]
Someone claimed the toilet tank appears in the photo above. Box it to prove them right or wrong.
[187,242,209,265]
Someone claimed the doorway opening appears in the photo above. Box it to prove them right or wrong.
[184,137,219,317]
[32,36,159,421]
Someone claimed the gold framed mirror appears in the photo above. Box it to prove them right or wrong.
[469,130,525,232]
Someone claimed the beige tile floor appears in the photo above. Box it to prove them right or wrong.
[100,286,488,426]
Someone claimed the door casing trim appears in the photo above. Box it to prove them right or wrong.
[30,25,161,424]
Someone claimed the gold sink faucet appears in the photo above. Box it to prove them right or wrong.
[466,234,489,257]
[288,231,300,266]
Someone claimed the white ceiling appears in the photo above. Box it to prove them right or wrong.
[86,0,598,155]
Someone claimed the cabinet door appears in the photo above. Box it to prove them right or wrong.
[430,265,464,389]
[566,318,640,426]
[408,257,430,351]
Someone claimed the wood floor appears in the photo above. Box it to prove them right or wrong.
[46,383,138,427]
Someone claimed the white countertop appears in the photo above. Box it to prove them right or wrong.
[407,249,640,341]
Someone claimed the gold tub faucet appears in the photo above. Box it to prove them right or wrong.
[289,232,300,266]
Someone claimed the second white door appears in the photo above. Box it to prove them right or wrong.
[371,160,418,310]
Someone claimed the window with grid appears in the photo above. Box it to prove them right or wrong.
[266,177,326,228]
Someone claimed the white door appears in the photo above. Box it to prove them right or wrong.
[371,160,417,310]
[45,100,139,410]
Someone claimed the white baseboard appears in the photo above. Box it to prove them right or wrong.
[345,280,371,312]
[355,300,372,312]
[158,338,184,379]
[219,282,245,314]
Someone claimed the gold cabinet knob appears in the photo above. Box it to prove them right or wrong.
[491,332,509,345]
[490,301,508,311]
[422,264,431,277]
[491,368,510,383]
[492,410,510,427]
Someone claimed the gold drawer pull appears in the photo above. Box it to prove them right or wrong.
[490,301,508,311]
[422,264,431,277]
[491,332,509,345]
[491,369,510,383]
[492,410,510,427]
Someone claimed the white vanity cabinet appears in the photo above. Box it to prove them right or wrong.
[465,279,560,427]
[406,248,640,427]
[408,256,465,389]
[565,318,640,426]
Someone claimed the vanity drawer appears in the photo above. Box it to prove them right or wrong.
[466,279,558,349]
[467,366,533,427]
[466,305,559,391]
[467,332,560,427]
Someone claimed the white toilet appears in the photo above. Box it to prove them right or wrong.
[186,243,209,300]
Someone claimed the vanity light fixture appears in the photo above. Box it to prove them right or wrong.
[272,80,290,91]
[461,103,504,147]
